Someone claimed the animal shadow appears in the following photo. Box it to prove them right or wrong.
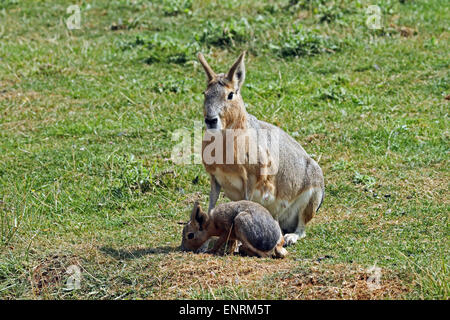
[100,245,179,260]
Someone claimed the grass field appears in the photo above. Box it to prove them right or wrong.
[0,0,448,299]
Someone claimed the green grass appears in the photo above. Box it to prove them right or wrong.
[0,0,448,299]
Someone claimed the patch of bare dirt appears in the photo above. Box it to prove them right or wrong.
[272,263,409,299]
[390,24,418,37]
[0,89,41,102]
[30,254,81,295]
[155,252,292,298]
[153,253,409,299]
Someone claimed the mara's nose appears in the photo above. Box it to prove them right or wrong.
[205,117,218,129]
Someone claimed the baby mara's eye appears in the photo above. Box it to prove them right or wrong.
[187,233,194,239]
[227,92,234,100]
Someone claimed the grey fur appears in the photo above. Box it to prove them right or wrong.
[234,210,281,252]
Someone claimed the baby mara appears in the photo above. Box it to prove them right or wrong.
[181,200,288,259]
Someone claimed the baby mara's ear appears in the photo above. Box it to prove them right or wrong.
[190,201,209,230]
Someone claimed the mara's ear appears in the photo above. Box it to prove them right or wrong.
[226,51,246,92]
[190,201,200,222]
[197,53,216,84]
[190,201,208,230]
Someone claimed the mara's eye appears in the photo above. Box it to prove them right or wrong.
[187,233,194,239]
[227,92,234,100]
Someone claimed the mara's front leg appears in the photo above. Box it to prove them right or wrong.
[242,176,251,201]
[200,175,222,252]
[208,175,221,213]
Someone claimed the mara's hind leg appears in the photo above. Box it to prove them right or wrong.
[233,212,276,258]
[238,243,259,257]
[238,243,271,258]
[284,188,323,246]
[234,225,271,258]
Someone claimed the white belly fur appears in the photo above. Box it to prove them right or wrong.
[214,168,244,201]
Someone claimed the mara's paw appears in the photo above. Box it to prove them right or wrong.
[274,246,288,259]
[297,229,306,240]
[283,230,306,246]
[283,233,299,246]
[234,241,242,254]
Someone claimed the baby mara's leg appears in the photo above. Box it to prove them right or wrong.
[238,242,271,258]
[273,236,288,259]
[208,234,228,254]
[233,212,273,258]
[215,240,238,255]
[208,228,237,255]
